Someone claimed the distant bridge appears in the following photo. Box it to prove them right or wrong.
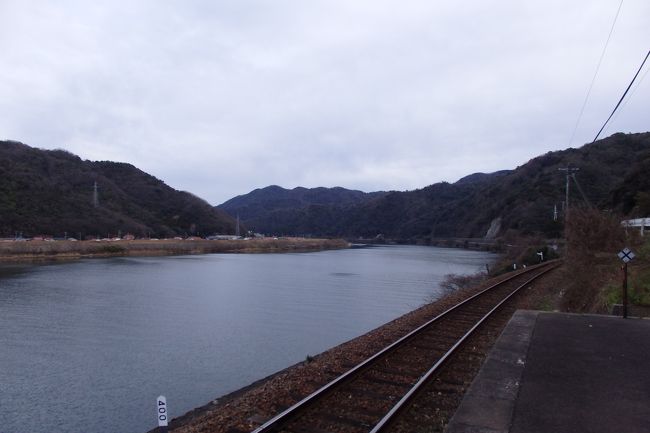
[621,217,650,236]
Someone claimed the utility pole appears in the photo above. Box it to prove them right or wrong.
[558,166,579,224]
[559,165,579,257]
[236,214,241,237]
[93,181,99,208]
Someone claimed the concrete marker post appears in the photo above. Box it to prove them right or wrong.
[157,395,169,433]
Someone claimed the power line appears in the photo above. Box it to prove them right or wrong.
[603,60,650,136]
[592,50,650,143]
[567,0,624,147]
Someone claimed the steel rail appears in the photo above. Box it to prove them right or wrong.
[370,262,559,432]
[251,261,557,433]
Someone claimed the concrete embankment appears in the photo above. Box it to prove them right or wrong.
[0,237,349,261]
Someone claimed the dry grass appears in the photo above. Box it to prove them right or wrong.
[560,208,640,313]
[0,237,349,261]
[439,272,488,294]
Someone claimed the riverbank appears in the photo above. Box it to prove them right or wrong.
[0,237,350,262]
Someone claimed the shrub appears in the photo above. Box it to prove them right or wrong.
[561,208,627,312]
[439,272,487,293]
[101,244,126,254]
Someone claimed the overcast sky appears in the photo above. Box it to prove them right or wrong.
[1,1,648,204]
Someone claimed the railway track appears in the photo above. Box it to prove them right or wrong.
[250,261,559,433]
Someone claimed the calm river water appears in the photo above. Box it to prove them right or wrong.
[0,245,495,433]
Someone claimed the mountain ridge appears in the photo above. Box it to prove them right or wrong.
[0,140,236,238]
[218,132,650,239]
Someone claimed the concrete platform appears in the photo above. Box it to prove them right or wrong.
[445,310,650,433]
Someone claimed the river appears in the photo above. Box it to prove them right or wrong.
[0,245,495,433]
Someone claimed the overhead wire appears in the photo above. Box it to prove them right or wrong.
[567,0,624,148]
[592,49,650,143]
[603,60,650,136]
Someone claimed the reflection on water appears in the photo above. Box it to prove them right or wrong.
[0,245,495,433]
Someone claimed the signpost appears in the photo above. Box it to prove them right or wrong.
[617,248,635,319]
[157,396,168,433]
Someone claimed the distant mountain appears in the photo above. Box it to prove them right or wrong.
[219,185,386,235]
[0,141,236,238]
[218,132,650,240]
[454,170,511,185]
[220,185,386,219]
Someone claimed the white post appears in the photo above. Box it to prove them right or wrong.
[642,218,646,237]
[157,396,168,432]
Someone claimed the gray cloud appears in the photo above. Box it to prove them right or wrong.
[1,0,648,204]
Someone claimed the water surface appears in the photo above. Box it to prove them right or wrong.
[0,245,495,433]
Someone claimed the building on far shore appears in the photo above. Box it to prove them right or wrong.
[622,217,649,236]
[206,235,241,241]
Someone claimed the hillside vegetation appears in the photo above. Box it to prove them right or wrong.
[219,132,650,240]
[220,185,387,236]
[0,141,236,238]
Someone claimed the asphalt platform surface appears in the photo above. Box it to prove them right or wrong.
[446,310,650,433]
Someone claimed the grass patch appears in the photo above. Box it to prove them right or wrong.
[101,244,126,254]
[536,296,555,312]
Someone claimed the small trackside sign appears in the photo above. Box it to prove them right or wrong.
[157,395,168,427]
[618,248,635,263]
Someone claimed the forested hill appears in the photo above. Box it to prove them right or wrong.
[220,185,386,221]
[218,132,650,240]
[0,141,236,238]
